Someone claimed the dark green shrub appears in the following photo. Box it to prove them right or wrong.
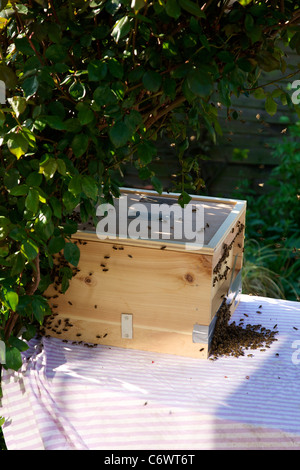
[233,122,300,301]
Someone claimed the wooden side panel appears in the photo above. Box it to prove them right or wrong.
[44,240,213,358]
[210,209,246,321]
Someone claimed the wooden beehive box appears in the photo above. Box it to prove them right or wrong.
[43,188,246,359]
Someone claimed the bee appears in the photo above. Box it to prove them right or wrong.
[293,326,298,330]
[102,268,109,272]
[100,263,106,267]
[76,333,82,337]
[128,254,133,258]
[96,335,101,338]
[89,272,93,276]
[160,245,166,250]
[206,223,209,228]
[94,305,97,308]
[68,301,73,305]
[104,255,110,259]
[199,348,204,352]
[103,333,107,338]
[113,246,118,250]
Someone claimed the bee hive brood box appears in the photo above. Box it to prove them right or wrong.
[43,188,246,359]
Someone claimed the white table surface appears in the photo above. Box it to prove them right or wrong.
[1,294,300,450]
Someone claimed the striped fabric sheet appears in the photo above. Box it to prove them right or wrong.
[1,294,300,450]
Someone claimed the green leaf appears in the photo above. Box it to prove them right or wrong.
[10,252,25,276]
[7,133,28,159]
[186,69,213,97]
[124,110,143,133]
[218,79,231,107]
[131,0,146,11]
[88,60,107,81]
[25,188,39,213]
[45,44,67,62]
[64,242,80,267]
[178,190,192,208]
[81,176,98,201]
[56,159,66,176]
[62,191,79,213]
[0,216,10,241]
[69,81,86,100]
[93,85,117,106]
[256,51,280,72]
[48,236,65,255]
[3,289,19,311]
[178,0,205,18]
[77,103,95,125]
[138,140,157,165]
[244,13,254,32]
[49,196,62,219]
[143,71,162,92]
[8,96,27,117]
[21,239,39,260]
[9,336,29,352]
[0,65,17,89]
[10,184,29,196]
[68,175,82,197]
[265,95,277,116]
[109,121,131,148]
[26,171,42,187]
[108,58,124,79]
[166,0,181,19]
[42,115,66,130]
[5,346,22,371]
[40,157,57,180]
[253,87,265,99]
[138,166,153,180]
[32,296,51,324]
[0,244,9,257]
[151,175,163,194]
[22,324,37,342]
[71,133,89,157]
[111,15,131,43]
[22,75,39,98]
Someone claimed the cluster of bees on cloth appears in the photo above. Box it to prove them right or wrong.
[209,300,279,359]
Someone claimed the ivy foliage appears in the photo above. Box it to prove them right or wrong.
[0,0,300,370]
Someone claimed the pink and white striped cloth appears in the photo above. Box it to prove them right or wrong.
[1,294,300,450]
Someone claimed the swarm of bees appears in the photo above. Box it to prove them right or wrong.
[209,299,278,359]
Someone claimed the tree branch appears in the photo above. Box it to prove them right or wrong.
[144,95,187,130]
[26,253,40,296]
